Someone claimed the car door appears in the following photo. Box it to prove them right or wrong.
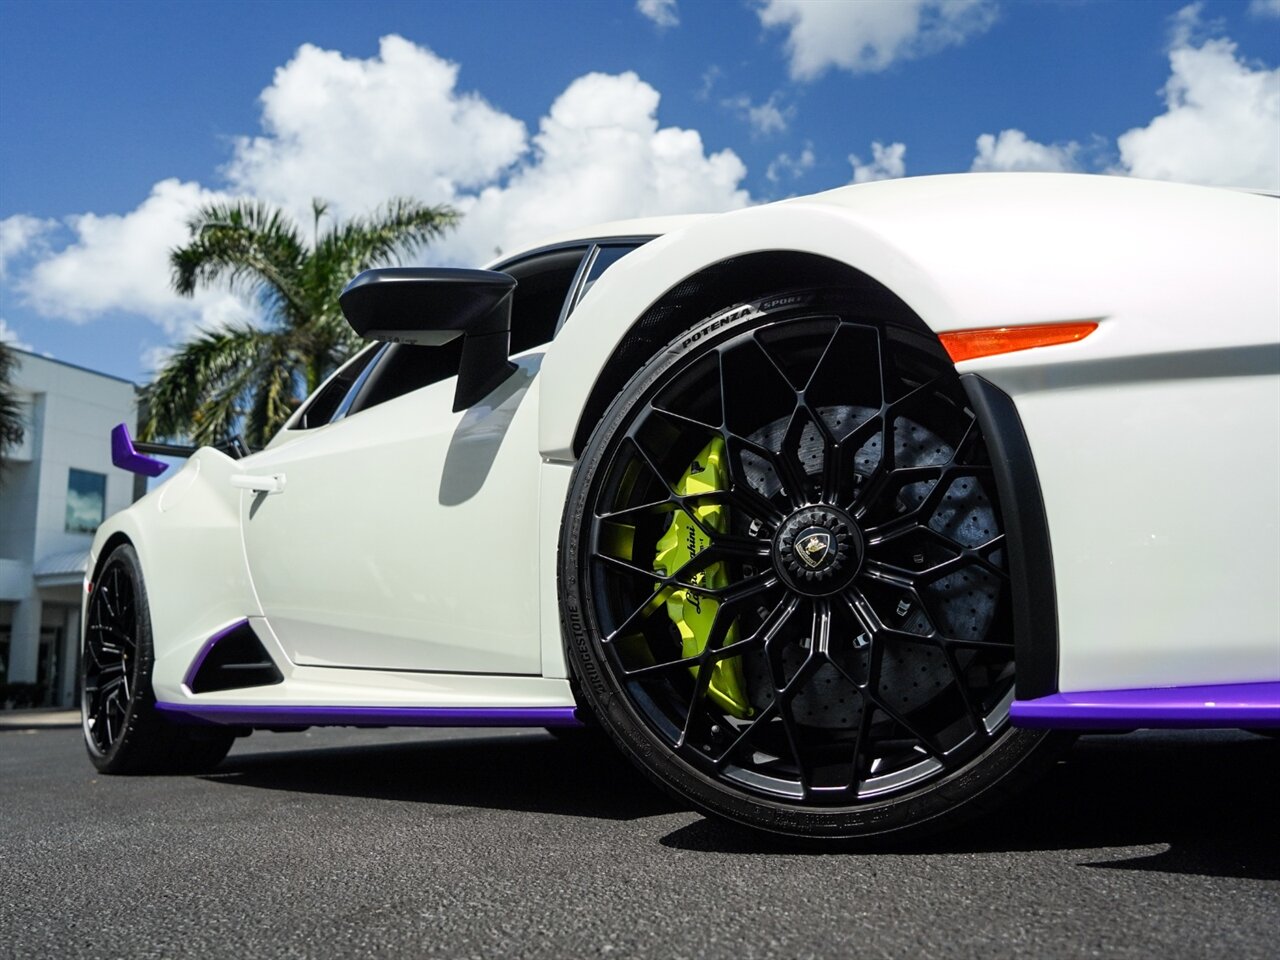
[237,245,597,675]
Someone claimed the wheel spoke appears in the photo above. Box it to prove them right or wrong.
[848,696,876,798]
[940,644,990,741]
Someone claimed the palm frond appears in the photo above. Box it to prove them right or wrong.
[315,197,460,281]
[244,338,303,448]
[0,342,26,474]
[141,325,272,445]
[171,200,308,320]
[153,195,459,448]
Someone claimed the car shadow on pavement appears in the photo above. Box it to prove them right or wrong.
[203,729,685,822]
[658,730,1280,881]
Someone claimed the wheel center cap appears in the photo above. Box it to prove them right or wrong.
[774,507,863,596]
[794,528,835,569]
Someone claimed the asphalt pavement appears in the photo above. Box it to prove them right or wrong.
[1,722,1276,959]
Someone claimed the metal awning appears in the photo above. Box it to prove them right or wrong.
[33,549,90,588]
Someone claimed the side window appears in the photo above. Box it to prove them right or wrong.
[346,340,463,416]
[504,247,590,354]
[319,242,653,421]
[576,245,636,304]
[555,242,644,334]
[294,343,382,429]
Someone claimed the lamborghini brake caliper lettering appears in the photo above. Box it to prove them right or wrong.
[653,437,753,719]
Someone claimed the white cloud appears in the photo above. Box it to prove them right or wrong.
[1249,0,1280,18]
[766,145,816,183]
[723,93,792,136]
[224,36,527,225]
[971,129,1079,172]
[446,71,749,264]
[637,0,679,29]
[850,141,907,183]
[9,38,751,340]
[0,214,56,282]
[224,39,748,262]
[18,178,254,336]
[757,0,998,79]
[0,318,33,351]
[697,66,723,101]
[140,342,177,375]
[1115,7,1280,191]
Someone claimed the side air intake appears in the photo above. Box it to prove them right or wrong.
[187,621,284,694]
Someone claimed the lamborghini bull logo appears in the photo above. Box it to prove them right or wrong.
[796,531,832,569]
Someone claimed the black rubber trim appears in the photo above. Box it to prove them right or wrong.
[959,374,1058,699]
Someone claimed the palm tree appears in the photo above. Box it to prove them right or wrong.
[0,340,26,480]
[142,197,458,449]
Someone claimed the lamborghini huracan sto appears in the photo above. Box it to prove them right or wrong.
[83,174,1279,840]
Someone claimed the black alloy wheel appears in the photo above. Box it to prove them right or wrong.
[561,288,1061,840]
[82,550,141,757]
[82,544,235,774]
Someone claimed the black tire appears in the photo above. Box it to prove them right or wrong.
[82,544,235,774]
[560,288,1065,841]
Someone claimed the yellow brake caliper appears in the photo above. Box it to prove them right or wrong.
[653,437,753,719]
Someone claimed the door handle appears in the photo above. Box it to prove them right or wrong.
[230,473,286,494]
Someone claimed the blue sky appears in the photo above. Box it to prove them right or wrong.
[1,0,1277,383]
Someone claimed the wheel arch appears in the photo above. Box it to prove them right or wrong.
[538,202,960,463]
[89,530,135,589]
[564,250,939,460]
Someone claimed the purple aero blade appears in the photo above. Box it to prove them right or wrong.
[155,702,583,728]
[1011,681,1280,729]
[182,619,252,691]
[111,423,169,478]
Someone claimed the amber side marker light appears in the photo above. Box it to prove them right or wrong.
[938,321,1099,364]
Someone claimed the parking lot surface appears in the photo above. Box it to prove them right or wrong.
[1,723,1276,959]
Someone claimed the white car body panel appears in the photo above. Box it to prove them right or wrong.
[87,173,1278,718]
[238,353,545,676]
[540,174,1280,693]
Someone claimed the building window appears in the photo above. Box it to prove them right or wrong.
[66,468,106,533]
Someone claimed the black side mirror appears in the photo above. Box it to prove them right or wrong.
[339,267,518,412]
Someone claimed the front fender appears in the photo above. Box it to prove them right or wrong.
[537,199,956,461]
[538,174,1277,463]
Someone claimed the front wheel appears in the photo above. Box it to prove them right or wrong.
[560,289,1063,841]
[82,544,235,774]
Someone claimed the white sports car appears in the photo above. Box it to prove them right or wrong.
[83,173,1279,840]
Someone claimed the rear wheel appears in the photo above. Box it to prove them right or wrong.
[560,289,1061,840]
[82,544,235,774]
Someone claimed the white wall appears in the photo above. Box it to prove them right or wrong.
[1,350,138,698]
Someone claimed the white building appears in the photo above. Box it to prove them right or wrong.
[1,349,141,709]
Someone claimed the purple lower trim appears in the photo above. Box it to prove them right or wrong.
[155,702,583,729]
[111,423,169,478]
[1011,681,1280,729]
[183,619,251,690]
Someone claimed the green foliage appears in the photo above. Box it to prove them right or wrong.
[0,340,27,481]
[143,197,458,449]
